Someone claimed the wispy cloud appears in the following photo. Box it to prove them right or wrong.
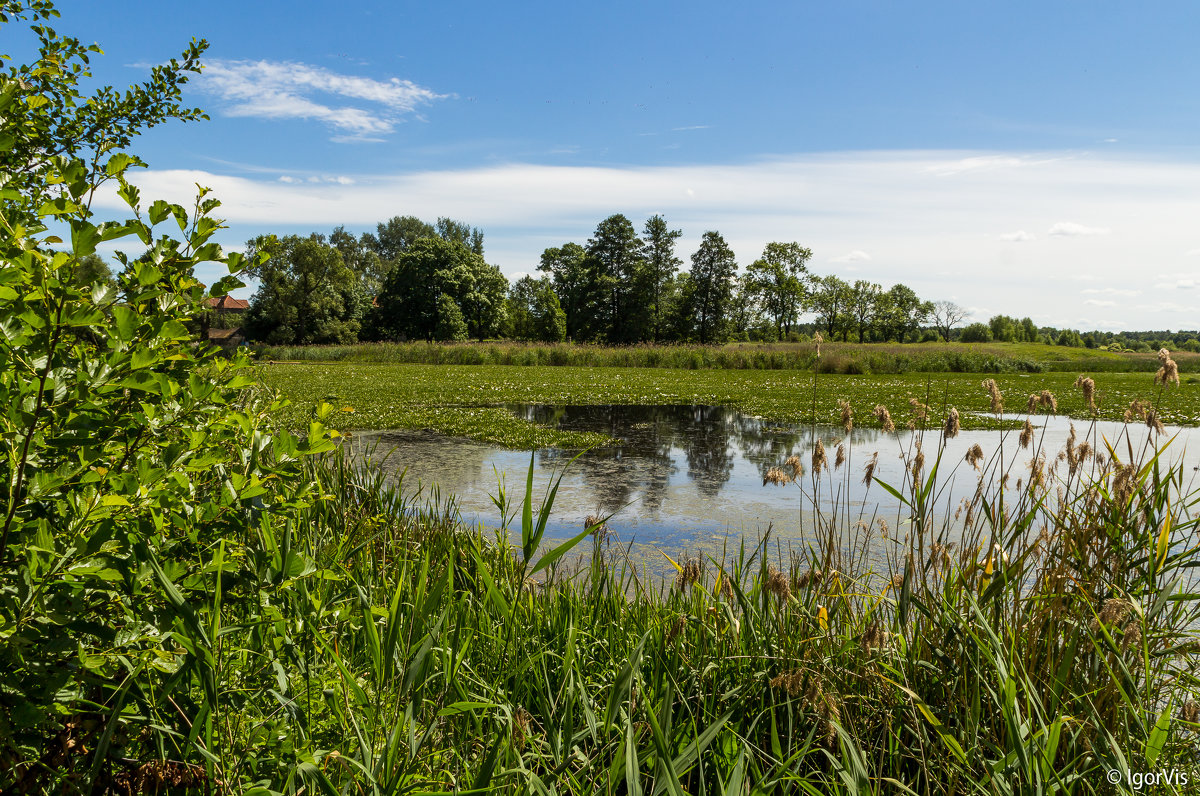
[201,59,447,141]
[99,149,1200,331]
[830,250,871,263]
[1048,222,1110,237]
[1186,247,1200,257]
[998,230,1034,242]
[1083,299,1116,307]
[1082,287,1139,297]
[671,125,711,132]
[1153,273,1200,290]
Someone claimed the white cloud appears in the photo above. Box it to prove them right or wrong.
[96,149,1200,331]
[1083,299,1117,307]
[830,250,871,263]
[1048,222,1111,237]
[280,174,354,185]
[998,230,1034,242]
[1082,287,1140,297]
[1186,248,1200,257]
[1153,274,1200,290]
[201,59,447,140]
[672,125,711,131]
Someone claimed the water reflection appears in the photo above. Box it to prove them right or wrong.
[348,405,1200,561]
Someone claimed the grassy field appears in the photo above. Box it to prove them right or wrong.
[253,339,1200,375]
[258,362,1200,447]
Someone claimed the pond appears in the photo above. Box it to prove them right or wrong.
[347,404,1200,565]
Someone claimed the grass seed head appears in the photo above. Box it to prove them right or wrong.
[1040,390,1058,413]
[766,565,792,602]
[965,443,984,470]
[812,440,827,474]
[837,399,853,432]
[784,454,804,478]
[982,378,1004,414]
[1146,408,1166,435]
[1181,700,1200,725]
[1074,375,1097,413]
[944,407,960,439]
[1020,419,1035,448]
[763,466,792,486]
[675,557,702,591]
[873,404,895,433]
[835,442,846,470]
[862,451,879,486]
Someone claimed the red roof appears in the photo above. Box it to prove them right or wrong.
[203,295,250,311]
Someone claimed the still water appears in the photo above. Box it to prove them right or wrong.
[348,405,1200,560]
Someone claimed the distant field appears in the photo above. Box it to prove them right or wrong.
[258,362,1200,447]
[254,339,1200,375]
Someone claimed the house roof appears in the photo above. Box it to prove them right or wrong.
[203,295,250,310]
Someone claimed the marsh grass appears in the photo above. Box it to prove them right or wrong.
[112,369,1196,794]
[254,340,1200,375]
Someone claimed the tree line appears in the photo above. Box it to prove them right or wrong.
[237,213,1200,351]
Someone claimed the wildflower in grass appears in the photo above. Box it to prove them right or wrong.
[862,451,879,486]
[965,443,984,470]
[766,566,792,602]
[784,455,804,479]
[873,405,895,433]
[838,399,853,432]
[1020,419,1035,448]
[1074,375,1097,413]
[982,378,1004,414]
[835,443,846,470]
[1181,700,1200,725]
[944,407,960,439]
[812,440,827,474]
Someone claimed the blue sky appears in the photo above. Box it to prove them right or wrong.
[28,1,1200,330]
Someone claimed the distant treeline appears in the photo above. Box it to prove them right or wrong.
[229,213,1200,352]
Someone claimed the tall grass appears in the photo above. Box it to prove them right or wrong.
[253,339,1200,375]
[14,386,1199,792]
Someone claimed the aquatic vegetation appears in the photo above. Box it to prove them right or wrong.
[258,362,1200,447]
